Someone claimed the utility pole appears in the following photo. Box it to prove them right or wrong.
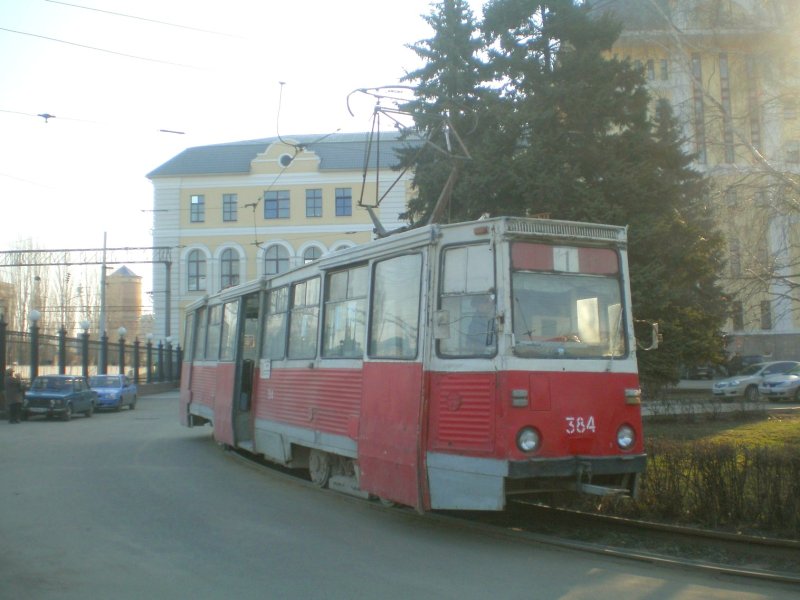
[100,232,107,338]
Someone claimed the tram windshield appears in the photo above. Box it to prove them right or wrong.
[510,243,626,359]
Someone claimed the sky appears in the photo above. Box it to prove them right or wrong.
[0,0,485,307]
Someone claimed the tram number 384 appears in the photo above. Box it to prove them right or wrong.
[565,416,596,435]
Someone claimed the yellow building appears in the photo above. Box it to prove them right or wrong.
[598,0,800,359]
[147,132,414,343]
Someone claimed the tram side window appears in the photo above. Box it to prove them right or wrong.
[183,312,195,361]
[369,254,422,359]
[193,307,207,360]
[288,277,320,359]
[206,305,223,360]
[322,266,367,358]
[438,244,496,357]
[219,301,238,361]
[263,287,289,360]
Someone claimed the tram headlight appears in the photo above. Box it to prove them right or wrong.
[516,427,541,453]
[616,424,636,450]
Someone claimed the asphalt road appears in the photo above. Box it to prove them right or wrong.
[0,392,795,600]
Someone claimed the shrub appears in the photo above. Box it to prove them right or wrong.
[637,439,800,537]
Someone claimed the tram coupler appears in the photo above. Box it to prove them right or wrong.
[570,462,629,497]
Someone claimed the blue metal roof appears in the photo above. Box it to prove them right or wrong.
[147,131,416,178]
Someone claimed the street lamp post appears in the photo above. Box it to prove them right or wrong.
[29,309,41,381]
[58,326,67,374]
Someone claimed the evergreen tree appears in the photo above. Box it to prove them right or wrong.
[400,0,508,224]
[402,0,728,385]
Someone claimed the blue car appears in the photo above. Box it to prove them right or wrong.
[23,375,97,421]
[89,375,137,411]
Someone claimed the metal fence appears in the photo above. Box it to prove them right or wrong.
[0,319,181,388]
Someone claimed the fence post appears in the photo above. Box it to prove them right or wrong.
[0,313,6,381]
[157,341,164,382]
[100,331,108,375]
[133,338,140,385]
[29,310,41,381]
[146,334,153,384]
[166,338,173,381]
[58,327,67,375]
[81,327,90,379]
[117,327,126,377]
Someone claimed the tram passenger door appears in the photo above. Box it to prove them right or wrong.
[358,253,427,510]
[232,293,260,449]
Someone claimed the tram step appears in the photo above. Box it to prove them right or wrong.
[329,475,370,499]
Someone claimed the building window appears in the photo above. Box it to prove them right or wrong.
[660,59,669,80]
[691,53,707,164]
[220,248,240,289]
[264,190,290,219]
[306,189,322,217]
[784,98,797,121]
[190,195,205,223]
[264,245,290,275]
[746,56,761,152]
[335,188,352,216]
[760,300,772,330]
[646,59,655,80]
[187,250,206,291]
[719,53,735,163]
[303,246,322,264]
[223,194,238,222]
[729,240,741,277]
[731,301,744,331]
[786,141,800,164]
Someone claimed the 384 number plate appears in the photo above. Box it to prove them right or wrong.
[565,416,596,434]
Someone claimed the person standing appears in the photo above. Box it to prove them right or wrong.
[4,367,23,424]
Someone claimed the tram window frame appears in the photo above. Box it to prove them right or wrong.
[437,242,497,358]
[206,304,223,360]
[219,301,238,361]
[193,307,208,361]
[322,264,368,358]
[368,253,423,360]
[263,286,289,360]
[183,311,195,361]
[288,277,321,359]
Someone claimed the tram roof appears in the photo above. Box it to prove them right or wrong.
[147,131,417,178]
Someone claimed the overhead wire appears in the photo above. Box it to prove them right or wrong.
[0,26,201,69]
[44,0,242,38]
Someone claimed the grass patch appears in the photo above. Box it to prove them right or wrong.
[644,413,800,448]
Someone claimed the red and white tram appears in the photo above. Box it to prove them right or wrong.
[180,217,649,511]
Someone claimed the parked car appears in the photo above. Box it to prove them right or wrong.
[758,364,800,401]
[89,374,137,411]
[711,361,799,402]
[23,375,97,421]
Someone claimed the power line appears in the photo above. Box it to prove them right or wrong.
[44,0,242,38]
[0,26,201,69]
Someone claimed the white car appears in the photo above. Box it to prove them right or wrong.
[758,364,800,402]
[711,361,799,402]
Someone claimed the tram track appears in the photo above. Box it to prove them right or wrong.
[227,444,800,586]
[446,499,800,585]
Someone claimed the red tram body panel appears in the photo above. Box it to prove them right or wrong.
[180,217,649,511]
